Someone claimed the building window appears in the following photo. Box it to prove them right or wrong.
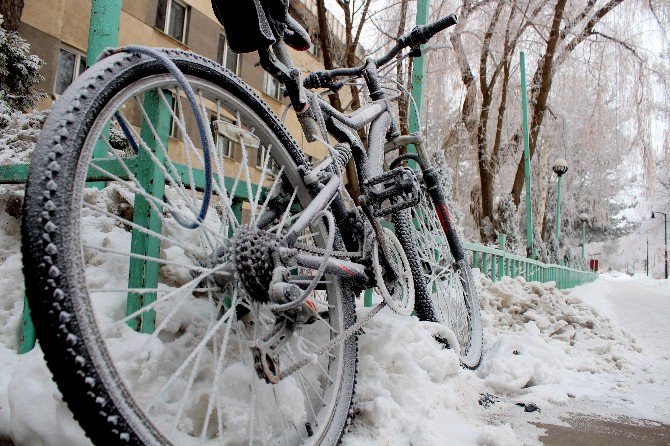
[218,133,233,159]
[157,0,189,43]
[217,34,240,75]
[256,145,278,171]
[309,35,321,59]
[55,48,86,95]
[256,146,265,168]
[168,95,181,138]
[263,73,282,100]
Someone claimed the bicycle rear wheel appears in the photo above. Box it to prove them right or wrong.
[394,184,482,369]
[22,49,356,445]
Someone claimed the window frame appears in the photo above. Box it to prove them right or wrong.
[217,34,241,75]
[256,145,265,168]
[54,47,87,96]
[163,0,189,43]
[169,95,181,139]
[263,72,282,101]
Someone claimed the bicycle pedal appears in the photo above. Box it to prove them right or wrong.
[360,167,421,217]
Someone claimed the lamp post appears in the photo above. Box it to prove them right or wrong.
[552,158,568,263]
[579,213,588,260]
[646,239,649,276]
[651,211,668,279]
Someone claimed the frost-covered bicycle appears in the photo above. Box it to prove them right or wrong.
[21,0,481,444]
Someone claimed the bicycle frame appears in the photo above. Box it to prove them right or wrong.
[255,42,412,286]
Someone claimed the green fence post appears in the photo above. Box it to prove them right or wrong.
[18,296,36,353]
[18,0,123,353]
[482,254,489,280]
[364,289,373,307]
[126,90,171,333]
[88,0,123,185]
[407,0,429,157]
[526,262,530,281]
[497,235,506,280]
[472,251,479,269]
[520,51,534,258]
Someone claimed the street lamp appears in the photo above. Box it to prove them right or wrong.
[552,158,568,264]
[579,213,589,260]
[651,211,668,279]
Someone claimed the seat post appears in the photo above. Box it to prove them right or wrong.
[258,44,308,111]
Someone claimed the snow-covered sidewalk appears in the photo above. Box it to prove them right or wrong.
[343,273,670,445]
[568,275,670,423]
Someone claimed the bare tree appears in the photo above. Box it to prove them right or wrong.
[314,0,374,199]
[443,0,632,243]
[0,0,25,32]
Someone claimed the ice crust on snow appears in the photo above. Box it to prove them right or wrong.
[0,101,48,165]
[0,185,668,445]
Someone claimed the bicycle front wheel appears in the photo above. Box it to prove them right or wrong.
[22,49,356,445]
[394,188,482,369]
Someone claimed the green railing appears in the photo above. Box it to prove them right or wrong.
[464,242,598,289]
[1,159,256,353]
[2,159,598,352]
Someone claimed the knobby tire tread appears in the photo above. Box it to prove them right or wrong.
[22,49,357,446]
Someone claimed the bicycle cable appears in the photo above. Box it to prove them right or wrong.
[101,46,214,230]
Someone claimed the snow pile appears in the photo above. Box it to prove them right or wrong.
[342,310,520,445]
[0,186,24,350]
[0,100,48,164]
[479,275,641,405]
[342,274,665,445]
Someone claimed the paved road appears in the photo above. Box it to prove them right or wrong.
[539,276,670,446]
[537,415,670,446]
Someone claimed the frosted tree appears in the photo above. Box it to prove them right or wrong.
[0,15,47,164]
[0,14,45,111]
[493,195,523,253]
[431,149,465,225]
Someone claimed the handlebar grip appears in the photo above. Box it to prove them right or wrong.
[424,14,458,39]
[409,13,457,46]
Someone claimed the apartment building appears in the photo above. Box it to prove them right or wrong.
[17,0,350,166]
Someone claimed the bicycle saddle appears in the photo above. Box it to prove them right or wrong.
[212,0,312,53]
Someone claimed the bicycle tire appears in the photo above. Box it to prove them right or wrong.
[22,49,357,445]
[393,186,483,369]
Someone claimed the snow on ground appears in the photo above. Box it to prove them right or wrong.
[342,273,670,445]
[0,183,668,444]
[0,101,47,165]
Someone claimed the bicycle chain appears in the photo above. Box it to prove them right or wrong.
[293,242,362,259]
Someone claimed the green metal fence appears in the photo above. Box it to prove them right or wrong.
[464,242,598,289]
[1,158,253,353]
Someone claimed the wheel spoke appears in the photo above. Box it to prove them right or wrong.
[33,70,354,445]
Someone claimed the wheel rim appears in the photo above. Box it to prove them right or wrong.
[65,73,350,445]
[411,194,475,358]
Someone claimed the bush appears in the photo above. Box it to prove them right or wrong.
[0,14,45,111]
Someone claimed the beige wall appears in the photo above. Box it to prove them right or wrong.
[19,0,330,174]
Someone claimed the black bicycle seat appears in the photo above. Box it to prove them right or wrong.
[284,15,312,51]
[212,0,312,53]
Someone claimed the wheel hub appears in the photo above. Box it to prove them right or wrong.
[229,226,278,303]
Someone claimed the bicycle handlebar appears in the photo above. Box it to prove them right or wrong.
[303,13,457,89]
